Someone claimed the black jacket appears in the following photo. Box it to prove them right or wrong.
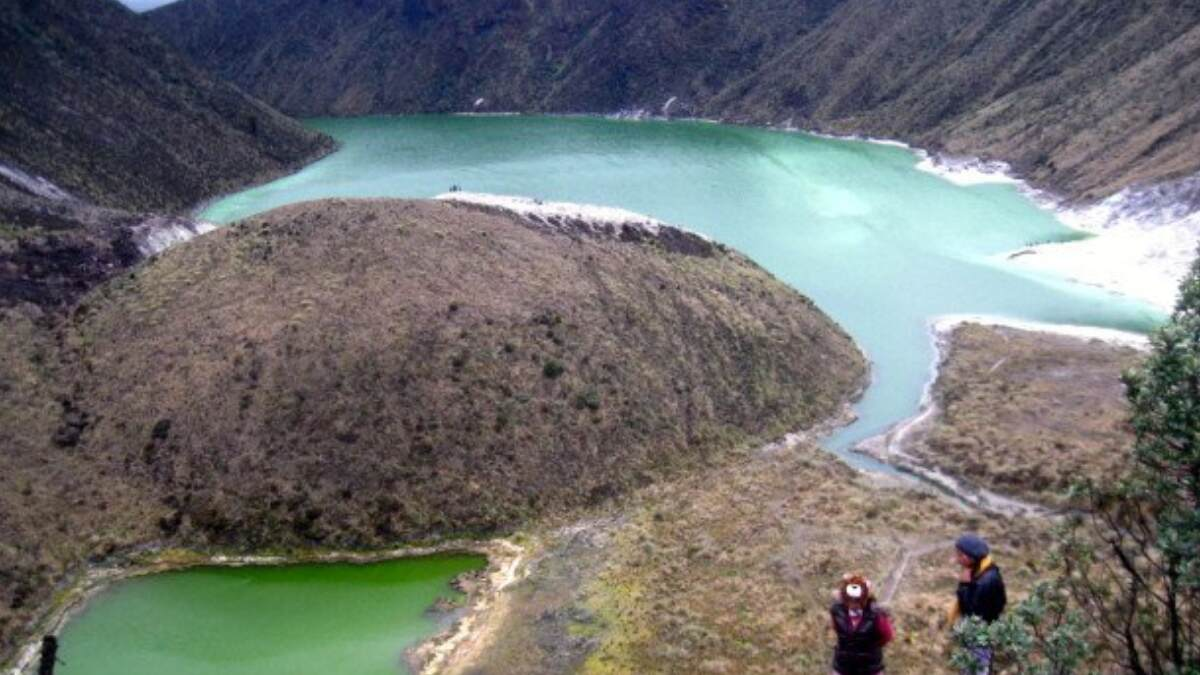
[957,564,1007,623]
[831,603,886,674]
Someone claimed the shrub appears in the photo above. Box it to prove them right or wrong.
[950,581,1090,675]
[543,359,565,379]
[574,389,601,411]
[1010,250,1200,674]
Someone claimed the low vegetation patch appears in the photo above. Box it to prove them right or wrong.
[910,324,1144,507]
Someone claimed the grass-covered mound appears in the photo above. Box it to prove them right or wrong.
[0,198,865,660]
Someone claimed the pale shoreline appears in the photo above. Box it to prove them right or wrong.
[932,313,1150,349]
[4,540,524,675]
[852,313,1148,516]
[190,110,1197,314]
[601,110,1199,312]
[435,191,672,235]
[870,140,1195,314]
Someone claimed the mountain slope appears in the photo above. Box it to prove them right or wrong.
[148,0,1200,201]
[0,198,866,662]
[0,0,333,214]
[0,0,335,310]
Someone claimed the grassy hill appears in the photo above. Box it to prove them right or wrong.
[0,198,866,661]
[148,0,1200,201]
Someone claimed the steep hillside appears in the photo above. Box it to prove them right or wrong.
[0,177,213,310]
[0,0,333,310]
[148,0,1200,201]
[0,198,866,661]
[0,0,333,214]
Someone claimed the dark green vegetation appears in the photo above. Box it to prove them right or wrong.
[149,0,1200,201]
[948,261,1200,674]
[0,198,866,662]
[0,0,332,310]
[1054,257,1200,673]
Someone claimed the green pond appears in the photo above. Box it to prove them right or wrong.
[56,115,1166,674]
[57,555,484,675]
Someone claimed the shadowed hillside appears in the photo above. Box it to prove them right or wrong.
[0,199,866,661]
[148,0,1200,201]
[0,0,333,213]
[0,0,333,309]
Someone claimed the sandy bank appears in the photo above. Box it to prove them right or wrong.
[907,149,1198,313]
[435,191,673,235]
[793,124,1197,313]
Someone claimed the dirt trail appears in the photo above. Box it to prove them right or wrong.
[880,539,956,605]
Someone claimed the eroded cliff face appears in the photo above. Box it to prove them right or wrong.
[149,0,1200,201]
[0,172,216,310]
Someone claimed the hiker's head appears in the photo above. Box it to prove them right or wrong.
[955,534,990,568]
[838,573,874,607]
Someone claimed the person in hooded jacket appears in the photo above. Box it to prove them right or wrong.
[830,573,894,674]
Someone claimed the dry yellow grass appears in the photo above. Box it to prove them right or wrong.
[459,442,1050,674]
[911,324,1145,507]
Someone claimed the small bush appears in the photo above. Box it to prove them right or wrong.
[543,360,565,379]
[949,582,1090,674]
[574,389,601,411]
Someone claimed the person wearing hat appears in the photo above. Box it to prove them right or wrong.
[830,573,893,674]
[948,534,1007,674]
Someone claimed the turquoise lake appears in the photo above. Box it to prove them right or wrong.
[204,115,1164,461]
[55,114,1166,675]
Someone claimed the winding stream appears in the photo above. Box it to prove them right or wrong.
[54,115,1166,674]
